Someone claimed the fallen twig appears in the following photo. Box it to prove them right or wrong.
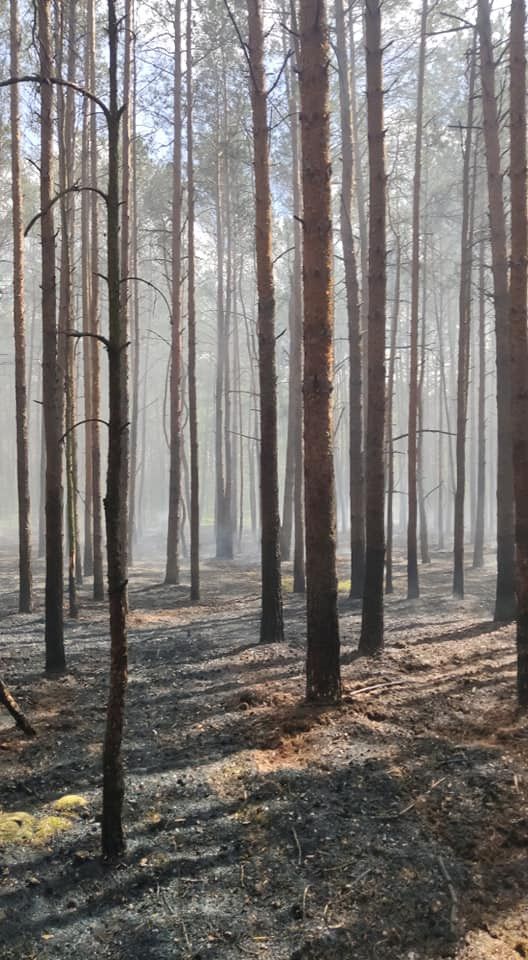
[291,825,303,866]
[371,777,447,820]
[438,855,458,933]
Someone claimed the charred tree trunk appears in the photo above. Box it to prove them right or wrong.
[407,0,428,600]
[166,0,182,585]
[509,0,528,704]
[40,0,66,674]
[102,0,129,862]
[247,0,284,644]
[299,0,341,702]
[477,0,516,621]
[10,0,32,614]
[358,0,386,656]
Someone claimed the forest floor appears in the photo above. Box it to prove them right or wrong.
[0,548,527,960]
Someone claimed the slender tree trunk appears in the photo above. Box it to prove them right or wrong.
[128,28,140,567]
[247,0,284,644]
[287,4,305,595]
[10,0,32,614]
[57,0,79,619]
[473,238,486,568]
[187,0,200,601]
[299,0,341,702]
[349,10,368,416]
[417,229,430,566]
[477,0,516,621]
[39,0,66,674]
[509,0,528,704]
[166,1,182,585]
[407,0,428,600]
[214,97,228,559]
[385,229,401,595]
[81,70,93,578]
[453,45,476,597]
[102,0,128,862]
[358,0,386,656]
[335,0,365,600]
[438,375,445,550]
[88,0,105,601]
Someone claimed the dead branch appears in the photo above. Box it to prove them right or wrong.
[0,676,36,737]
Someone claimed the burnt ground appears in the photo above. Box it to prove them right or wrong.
[0,548,527,960]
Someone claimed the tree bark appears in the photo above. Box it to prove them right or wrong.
[102,0,129,862]
[299,0,341,702]
[358,0,386,656]
[477,0,516,621]
[509,0,528,704]
[10,0,33,614]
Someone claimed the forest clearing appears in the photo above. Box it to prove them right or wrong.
[1,551,527,960]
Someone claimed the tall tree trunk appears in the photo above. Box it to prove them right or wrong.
[57,0,79,619]
[187,0,200,602]
[247,0,284,644]
[88,0,105,601]
[81,69,93,578]
[473,238,486,568]
[166,1,182,585]
[417,228,430,566]
[128,27,140,567]
[287,2,305,595]
[349,10,368,416]
[453,45,476,597]
[358,0,386,656]
[407,0,428,600]
[102,0,129,862]
[385,229,401,595]
[10,0,32,614]
[214,94,230,559]
[509,0,528,704]
[39,0,65,674]
[477,0,516,621]
[299,0,341,702]
[335,0,365,600]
